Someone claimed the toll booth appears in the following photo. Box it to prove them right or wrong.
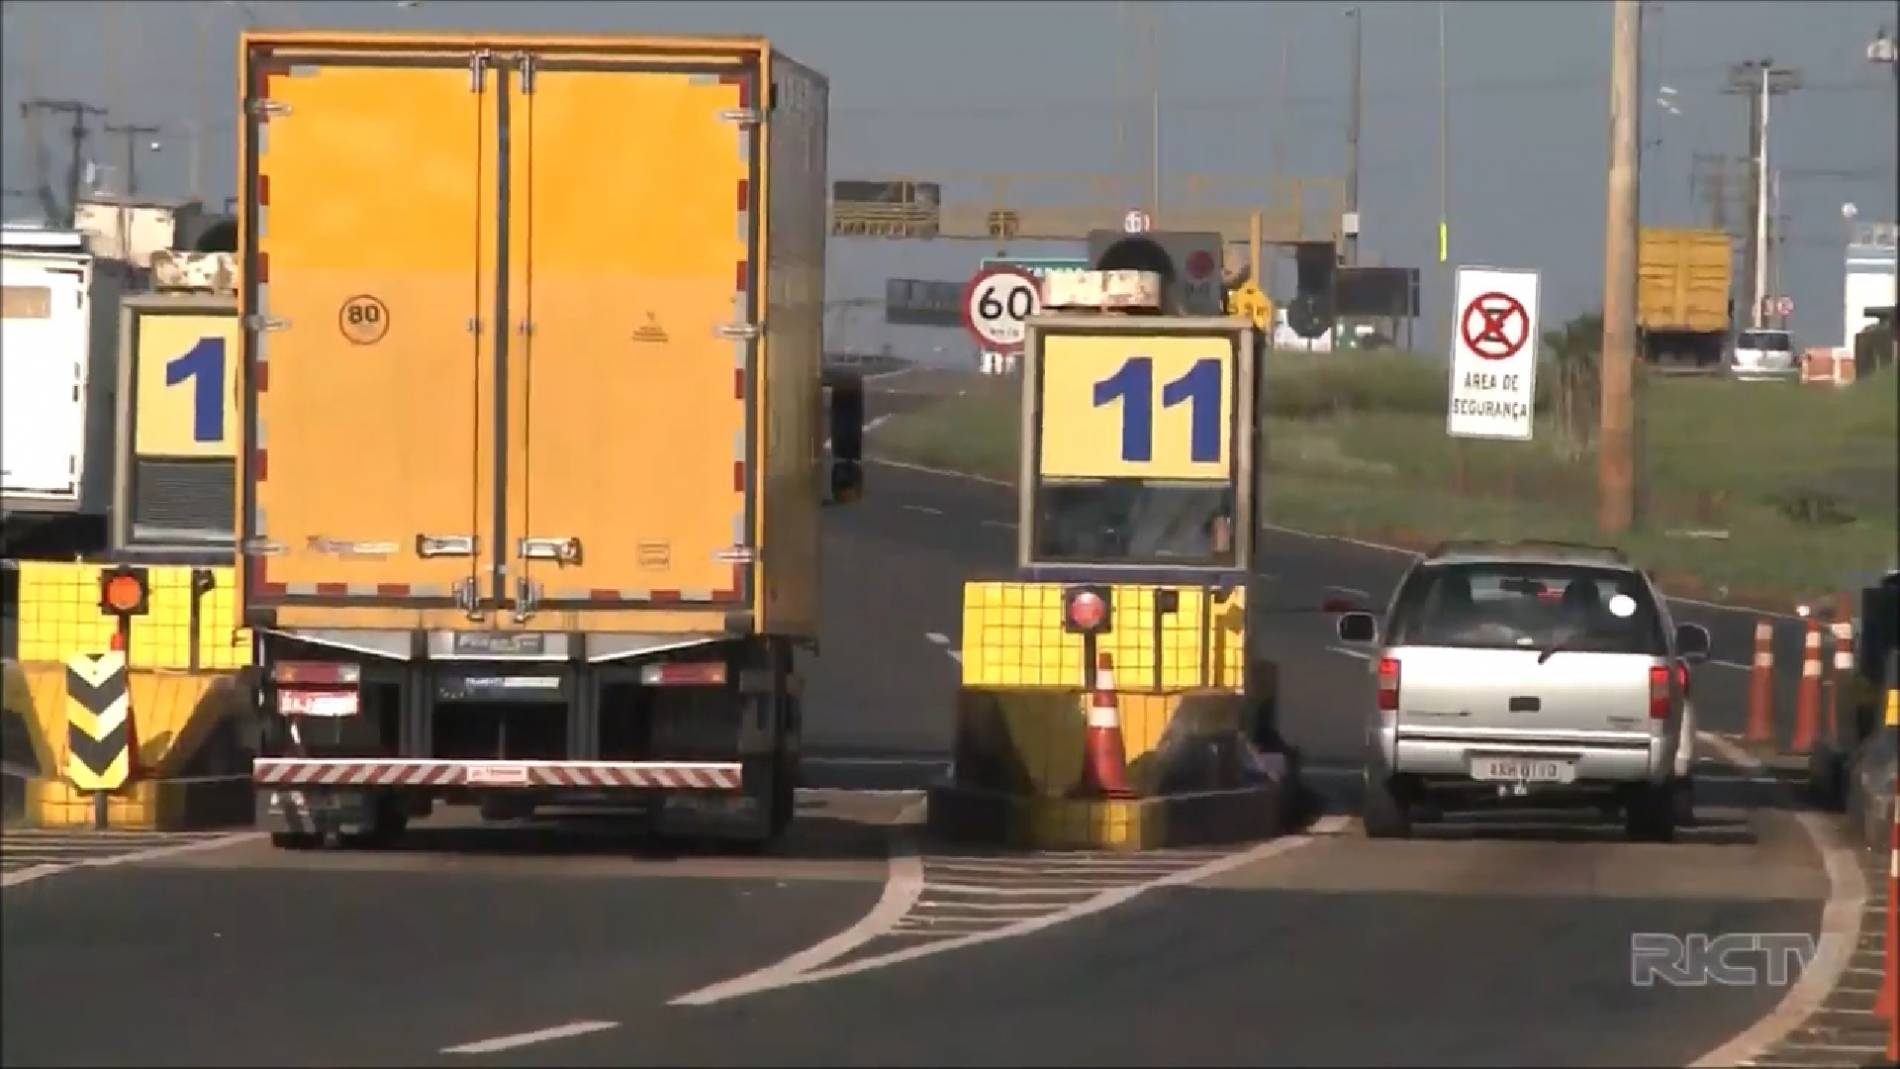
[4,251,254,829]
[926,267,1292,852]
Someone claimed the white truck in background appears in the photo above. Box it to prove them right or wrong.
[1,226,132,556]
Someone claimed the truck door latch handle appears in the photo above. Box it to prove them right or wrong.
[518,537,582,566]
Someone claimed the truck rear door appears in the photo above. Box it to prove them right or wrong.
[506,57,757,615]
[243,51,497,610]
[1,257,88,500]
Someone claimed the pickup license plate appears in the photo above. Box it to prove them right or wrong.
[1470,756,1574,784]
[279,689,359,718]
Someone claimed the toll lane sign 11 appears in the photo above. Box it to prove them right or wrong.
[1447,266,1540,441]
[1038,332,1236,481]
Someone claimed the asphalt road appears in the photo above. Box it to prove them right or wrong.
[0,365,1844,1068]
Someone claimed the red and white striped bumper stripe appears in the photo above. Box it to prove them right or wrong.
[252,758,743,791]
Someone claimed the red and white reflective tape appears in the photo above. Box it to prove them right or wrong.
[252,758,743,791]
[1832,621,1856,672]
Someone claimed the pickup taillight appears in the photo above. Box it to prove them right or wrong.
[1377,657,1401,712]
[1649,664,1672,719]
[640,662,728,687]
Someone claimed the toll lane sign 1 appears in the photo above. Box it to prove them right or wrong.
[1447,266,1540,441]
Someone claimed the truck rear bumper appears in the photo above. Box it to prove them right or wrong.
[252,756,743,791]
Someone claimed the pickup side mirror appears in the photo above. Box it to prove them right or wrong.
[827,372,865,505]
[1674,622,1711,663]
[1337,611,1378,645]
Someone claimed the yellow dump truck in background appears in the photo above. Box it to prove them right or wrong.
[1637,226,1734,368]
[236,32,862,849]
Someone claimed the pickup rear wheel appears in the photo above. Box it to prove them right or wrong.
[1625,783,1678,842]
[1360,768,1412,839]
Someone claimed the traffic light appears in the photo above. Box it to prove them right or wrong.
[1085,229,1227,316]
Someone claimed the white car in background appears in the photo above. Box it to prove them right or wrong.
[1730,328,1796,380]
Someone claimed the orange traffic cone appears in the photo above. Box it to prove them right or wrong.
[1790,616,1822,754]
[1081,653,1135,800]
[1744,619,1776,744]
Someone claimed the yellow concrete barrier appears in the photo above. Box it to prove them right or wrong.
[5,559,256,829]
[930,685,1284,850]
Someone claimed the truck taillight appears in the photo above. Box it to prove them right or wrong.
[1649,664,1671,719]
[1377,657,1400,712]
[272,661,361,686]
[640,662,728,687]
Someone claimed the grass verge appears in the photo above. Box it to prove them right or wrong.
[870,356,1898,610]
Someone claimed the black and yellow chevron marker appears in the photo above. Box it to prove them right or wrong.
[65,651,133,792]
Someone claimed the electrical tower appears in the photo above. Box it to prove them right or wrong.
[103,122,162,198]
[19,98,107,227]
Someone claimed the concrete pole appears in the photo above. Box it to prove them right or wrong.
[1753,64,1772,328]
[1598,0,1643,536]
[1344,6,1363,266]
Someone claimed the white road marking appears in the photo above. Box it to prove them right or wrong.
[925,632,951,646]
[1326,645,1373,661]
[901,504,944,516]
[981,519,1016,531]
[864,366,920,383]
[1688,732,1868,1069]
[671,815,1343,1007]
[1325,584,1370,598]
[863,413,893,433]
[442,1020,619,1055]
[0,832,262,889]
[1709,659,1753,671]
[863,456,1011,488]
[947,651,963,665]
[670,799,928,1007]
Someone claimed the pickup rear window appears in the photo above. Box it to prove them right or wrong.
[1737,330,1791,351]
[1386,562,1668,656]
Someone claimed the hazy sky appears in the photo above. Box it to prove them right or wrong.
[2,0,1893,361]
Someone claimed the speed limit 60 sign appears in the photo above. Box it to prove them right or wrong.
[962,264,1041,353]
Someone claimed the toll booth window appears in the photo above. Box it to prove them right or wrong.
[1034,479,1236,566]
[1029,329,1244,567]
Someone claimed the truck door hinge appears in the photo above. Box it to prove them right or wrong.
[518,54,536,94]
[244,314,289,333]
[453,576,481,618]
[512,577,541,623]
[719,107,762,127]
[469,50,493,93]
[466,317,483,335]
[516,320,535,338]
[246,99,290,119]
[715,322,761,341]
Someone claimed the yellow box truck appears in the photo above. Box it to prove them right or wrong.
[1637,226,1733,368]
[235,31,861,849]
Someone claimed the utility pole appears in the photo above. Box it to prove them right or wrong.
[20,98,107,227]
[1344,5,1363,266]
[104,122,161,198]
[1869,25,1897,378]
[1147,2,1161,223]
[1598,0,1643,536]
[1437,1,1449,267]
[1724,59,1800,329]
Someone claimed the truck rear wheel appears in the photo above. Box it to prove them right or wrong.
[270,831,320,850]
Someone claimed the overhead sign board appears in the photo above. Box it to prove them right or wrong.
[981,256,1087,279]
[884,278,964,327]
[1447,266,1540,441]
[831,180,941,239]
[962,264,1041,353]
[1334,266,1421,318]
